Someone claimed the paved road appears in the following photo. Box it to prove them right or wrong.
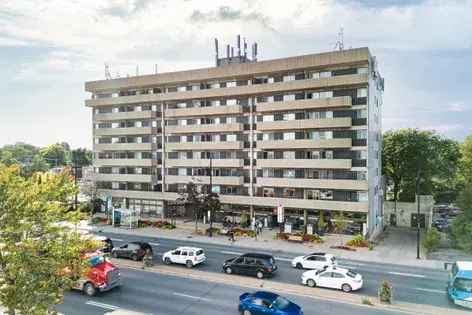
[57,267,404,315]
[98,231,453,309]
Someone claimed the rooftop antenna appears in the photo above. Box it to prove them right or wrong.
[231,46,234,58]
[243,38,247,59]
[104,63,112,80]
[254,42,258,61]
[334,27,344,51]
[136,65,139,76]
[214,38,219,66]
[237,35,241,57]
[226,44,230,59]
[154,64,158,74]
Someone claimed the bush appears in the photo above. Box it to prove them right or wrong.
[346,234,369,247]
[361,297,374,306]
[205,227,220,235]
[91,217,101,225]
[422,228,441,253]
[368,243,374,251]
[378,281,393,304]
[301,233,324,244]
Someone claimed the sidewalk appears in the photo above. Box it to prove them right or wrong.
[93,221,445,269]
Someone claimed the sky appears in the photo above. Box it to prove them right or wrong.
[0,0,471,149]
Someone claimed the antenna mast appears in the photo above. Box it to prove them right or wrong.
[104,63,112,80]
[334,27,344,51]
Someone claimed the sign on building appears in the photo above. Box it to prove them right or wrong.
[277,202,284,223]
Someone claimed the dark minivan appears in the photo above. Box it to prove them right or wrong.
[223,253,277,279]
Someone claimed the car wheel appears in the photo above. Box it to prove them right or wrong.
[131,253,138,261]
[83,282,96,297]
[342,284,352,292]
[164,257,172,265]
[296,263,303,269]
[186,260,193,268]
[111,251,118,258]
[225,267,232,274]
[256,271,264,279]
[243,310,252,315]
[307,279,316,288]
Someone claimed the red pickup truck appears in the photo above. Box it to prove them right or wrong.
[72,253,121,296]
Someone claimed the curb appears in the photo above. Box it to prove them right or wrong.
[112,259,464,315]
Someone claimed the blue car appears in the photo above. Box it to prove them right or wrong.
[238,291,303,315]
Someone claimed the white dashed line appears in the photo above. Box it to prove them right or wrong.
[221,250,243,255]
[86,301,120,311]
[173,292,212,302]
[414,288,444,294]
[388,272,426,278]
[149,242,160,246]
[110,238,123,242]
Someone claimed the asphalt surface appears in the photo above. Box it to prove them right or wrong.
[96,231,452,309]
[57,267,404,315]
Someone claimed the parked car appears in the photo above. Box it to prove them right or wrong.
[111,241,153,261]
[301,266,363,292]
[433,218,449,231]
[223,253,277,279]
[291,252,336,270]
[162,247,206,268]
[239,291,303,315]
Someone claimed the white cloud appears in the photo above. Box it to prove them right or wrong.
[447,102,469,113]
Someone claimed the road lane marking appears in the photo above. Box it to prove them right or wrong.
[221,250,243,255]
[414,288,444,294]
[111,238,124,242]
[275,257,292,262]
[86,301,120,310]
[339,265,357,269]
[173,292,212,302]
[149,242,160,246]
[388,272,426,278]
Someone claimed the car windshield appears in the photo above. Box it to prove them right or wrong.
[347,270,358,278]
[454,278,472,292]
[89,255,105,267]
[272,296,290,310]
[196,250,204,256]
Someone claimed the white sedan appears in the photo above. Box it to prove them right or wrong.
[162,247,206,268]
[291,252,336,270]
[301,266,363,292]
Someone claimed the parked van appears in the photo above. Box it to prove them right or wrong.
[446,261,472,308]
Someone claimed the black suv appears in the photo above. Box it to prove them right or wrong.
[223,253,277,279]
[111,241,153,261]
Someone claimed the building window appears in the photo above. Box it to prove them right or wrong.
[357,67,368,74]
[357,88,368,98]
[263,188,275,197]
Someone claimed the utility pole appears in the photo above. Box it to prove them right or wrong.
[416,168,421,259]
[72,160,81,210]
[208,153,213,237]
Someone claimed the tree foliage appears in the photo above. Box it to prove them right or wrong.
[39,143,71,167]
[0,164,98,314]
[451,182,472,253]
[71,148,93,167]
[460,134,472,184]
[382,129,461,203]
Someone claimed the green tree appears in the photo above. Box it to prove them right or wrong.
[0,142,39,165]
[460,134,472,184]
[333,211,348,246]
[39,143,71,167]
[178,182,203,233]
[451,182,472,253]
[382,129,461,205]
[71,148,93,167]
[202,191,221,237]
[422,228,441,254]
[0,164,98,314]
[0,151,18,166]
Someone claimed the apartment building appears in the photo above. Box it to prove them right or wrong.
[85,47,384,237]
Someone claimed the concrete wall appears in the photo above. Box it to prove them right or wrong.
[383,195,434,228]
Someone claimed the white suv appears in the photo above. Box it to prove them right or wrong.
[162,247,206,268]
[301,266,363,292]
[291,252,336,270]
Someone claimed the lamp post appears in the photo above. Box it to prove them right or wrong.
[416,168,421,259]
[208,153,214,237]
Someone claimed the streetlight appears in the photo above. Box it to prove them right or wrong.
[416,168,421,260]
[208,153,214,237]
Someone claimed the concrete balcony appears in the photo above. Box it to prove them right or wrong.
[165,105,243,118]
[256,96,352,113]
[165,175,244,186]
[257,159,351,169]
[94,159,153,167]
[94,111,155,121]
[97,189,179,201]
[257,118,351,131]
[257,138,352,150]
[94,127,153,136]
[166,141,243,151]
[93,173,154,183]
[94,143,155,151]
[219,195,368,213]
[257,177,368,190]
[165,123,242,134]
[166,159,243,168]
[85,74,368,107]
